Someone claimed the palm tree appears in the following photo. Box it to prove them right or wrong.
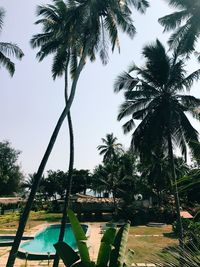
[158,0,200,57]
[6,1,149,266]
[97,133,124,163]
[114,39,200,247]
[0,8,23,76]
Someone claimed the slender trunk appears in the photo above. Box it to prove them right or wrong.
[53,112,74,267]
[112,189,117,215]
[6,45,88,267]
[53,63,75,267]
[167,133,184,247]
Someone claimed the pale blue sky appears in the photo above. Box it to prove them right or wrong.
[1,0,200,176]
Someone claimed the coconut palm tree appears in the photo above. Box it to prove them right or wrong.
[0,8,23,76]
[158,0,200,57]
[6,1,149,266]
[97,133,124,163]
[114,39,200,246]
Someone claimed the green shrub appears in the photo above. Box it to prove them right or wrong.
[173,219,200,248]
[54,210,134,267]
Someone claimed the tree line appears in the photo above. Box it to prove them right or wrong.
[1,0,200,266]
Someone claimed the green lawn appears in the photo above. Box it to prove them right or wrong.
[127,225,178,263]
[0,211,178,263]
[0,211,62,233]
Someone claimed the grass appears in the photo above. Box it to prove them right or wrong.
[0,211,62,233]
[0,211,178,263]
[127,225,178,263]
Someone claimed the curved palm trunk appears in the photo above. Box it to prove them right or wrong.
[53,62,75,267]
[112,189,117,214]
[53,111,74,267]
[6,45,88,267]
[167,133,184,247]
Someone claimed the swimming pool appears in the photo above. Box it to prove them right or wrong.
[0,236,33,247]
[18,224,88,260]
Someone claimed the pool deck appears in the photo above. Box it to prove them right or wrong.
[0,222,102,266]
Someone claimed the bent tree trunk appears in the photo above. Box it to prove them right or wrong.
[167,133,184,247]
[6,46,88,267]
[53,66,75,267]
[53,111,74,267]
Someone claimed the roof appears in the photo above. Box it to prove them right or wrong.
[0,197,23,204]
[180,211,193,219]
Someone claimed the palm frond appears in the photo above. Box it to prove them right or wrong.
[0,52,15,76]
[158,10,190,32]
[114,72,138,92]
[122,119,135,134]
[165,0,194,9]
[180,69,200,90]
[0,8,5,31]
[0,43,24,59]
[126,0,149,13]
[52,49,68,79]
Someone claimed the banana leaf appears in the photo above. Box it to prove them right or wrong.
[109,223,130,267]
[96,227,116,267]
[54,241,80,267]
[68,209,91,264]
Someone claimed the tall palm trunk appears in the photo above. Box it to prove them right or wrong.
[53,61,75,267]
[53,112,74,267]
[167,132,184,247]
[6,45,89,267]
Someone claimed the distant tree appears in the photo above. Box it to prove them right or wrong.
[178,168,200,203]
[97,133,124,163]
[0,140,24,196]
[0,8,23,75]
[115,39,200,246]
[141,152,189,206]
[21,174,36,192]
[43,170,66,199]
[92,150,139,210]
[71,169,91,195]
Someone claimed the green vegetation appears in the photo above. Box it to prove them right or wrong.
[0,141,24,196]
[0,211,62,232]
[55,210,133,267]
[115,39,200,245]
[2,0,200,266]
[0,8,23,76]
[128,225,178,263]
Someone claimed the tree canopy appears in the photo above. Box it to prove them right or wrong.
[0,140,24,196]
[0,7,23,76]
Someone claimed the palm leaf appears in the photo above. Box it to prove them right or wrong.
[0,8,5,31]
[158,10,190,32]
[0,43,24,59]
[0,52,15,76]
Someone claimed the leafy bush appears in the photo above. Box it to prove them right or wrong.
[55,210,134,267]
[155,242,200,267]
[173,218,200,248]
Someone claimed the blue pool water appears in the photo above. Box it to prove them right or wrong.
[20,224,87,254]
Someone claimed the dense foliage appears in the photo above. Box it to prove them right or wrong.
[0,140,24,196]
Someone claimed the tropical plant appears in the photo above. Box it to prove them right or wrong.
[154,241,200,267]
[54,209,134,267]
[141,153,189,207]
[0,8,23,75]
[71,169,91,195]
[7,0,149,265]
[158,0,200,57]
[42,170,67,199]
[30,2,77,265]
[0,140,24,196]
[97,133,124,163]
[177,168,200,203]
[114,39,200,246]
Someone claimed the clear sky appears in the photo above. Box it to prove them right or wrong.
[1,0,200,177]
